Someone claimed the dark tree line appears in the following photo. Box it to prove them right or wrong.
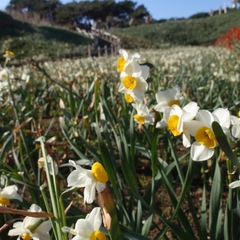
[6,0,150,27]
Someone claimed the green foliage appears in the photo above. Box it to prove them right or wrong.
[110,10,240,48]
[0,11,93,63]
[188,12,209,19]
[6,0,144,27]
[1,44,240,239]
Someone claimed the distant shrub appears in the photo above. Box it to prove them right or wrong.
[158,19,167,23]
[189,12,209,19]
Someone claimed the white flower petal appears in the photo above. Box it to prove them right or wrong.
[184,120,203,136]
[8,222,25,236]
[67,170,89,188]
[75,219,93,237]
[72,236,87,240]
[169,104,183,116]
[156,120,167,129]
[213,108,230,128]
[35,220,52,234]
[84,181,96,204]
[231,115,240,125]
[182,102,199,120]
[96,182,106,193]
[136,78,148,91]
[86,207,102,231]
[140,65,150,80]
[32,232,51,240]
[125,60,141,76]
[182,130,191,148]
[229,180,240,189]
[196,110,214,127]
[232,125,240,138]
[0,185,22,202]
[191,142,214,161]
[119,49,128,61]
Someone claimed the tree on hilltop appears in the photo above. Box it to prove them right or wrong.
[6,0,151,28]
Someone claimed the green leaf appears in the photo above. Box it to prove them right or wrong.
[212,121,240,168]
[61,187,78,199]
[209,161,223,240]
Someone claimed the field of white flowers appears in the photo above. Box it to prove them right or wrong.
[0,46,240,240]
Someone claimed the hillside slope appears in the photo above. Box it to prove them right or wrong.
[110,10,240,49]
[0,11,93,63]
[0,9,239,63]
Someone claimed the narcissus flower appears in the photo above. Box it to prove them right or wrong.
[0,185,22,206]
[8,204,51,240]
[38,155,58,175]
[3,51,14,61]
[0,68,14,81]
[117,49,140,73]
[154,85,185,112]
[156,102,199,147]
[118,54,149,101]
[67,160,108,204]
[62,207,106,240]
[187,108,230,161]
[132,100,155,125]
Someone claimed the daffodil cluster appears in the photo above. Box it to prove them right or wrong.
[8,204,52,240]
[62,207,106,240]
[117,49,154,126]
[62,160,109,239]
[117,49,240,162]
[0,53,30,104]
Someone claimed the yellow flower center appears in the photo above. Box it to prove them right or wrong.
[122,76,137,90]
[91,162,108,183]
[35,143,41,149]
[0,197,10,206]
[134,114,145,125]
[195,126,217,148]
[90,230,106,240]
[124,93,133,103]
[117,57,126,72]
[1,74,7,80]
[168,100,181,107]
[38,160,44,168]
[238,110,240,117]
[167,115,181,136]
[21,232,33,240]
[5,51,14,56]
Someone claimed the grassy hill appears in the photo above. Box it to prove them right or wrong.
[0,9,239,64]
[0,11,93,64]
[110,9,240,49]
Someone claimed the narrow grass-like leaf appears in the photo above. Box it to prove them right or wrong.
[155,210,198,240]
[209,160,223,240]
[121,225,150,240]
[59,116,85,158]
[157,163,196,237]
[0,134,13,162]
[201,171,207,238]
[212,121,240,168]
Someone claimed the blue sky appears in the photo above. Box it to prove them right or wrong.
[0,0,236,20]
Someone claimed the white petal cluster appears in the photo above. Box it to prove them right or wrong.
[0,185,22,205]
[62,207,106,240]
[118,49,149,101]
[154,85,185,113]
[156,102,199,148]
[8,204,51,240]
[67,160,106,204]
[132,100,155,125]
